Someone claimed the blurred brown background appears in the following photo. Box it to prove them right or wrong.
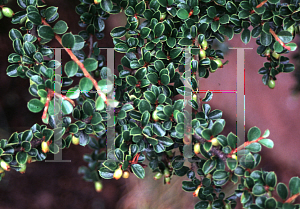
[0,0,300,208]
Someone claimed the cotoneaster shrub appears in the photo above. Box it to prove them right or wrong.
[1,0,300,208]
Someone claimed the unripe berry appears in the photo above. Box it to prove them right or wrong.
[2,7,14,18]
[165,176,170,184]
[164,168,170,177]
[19,164,26,174]
[287,25,294,35]
[94,0,101,4]
[199,49,206,59]
[192,94,197,102]
[201,39,208,50]
[264,47,271,56]
[30,79,35,86]
[152,110,159,122]
[231,154,237,160]
[206,173,212,179]
[0,167,4,173]
[122,170,130,178]
[268,79,275,89]
[211,137,220,146]
[272,51,280,59]
[154,172,163,180]
[194,143,200,154]
[40,97,47,105]
[225,203,232,209]
[214,59,223,68]
[72,135,80,145]
[160,12,167,21]
[207,203,212,209]
[193,185,201,197]
[0,160,10,171]
[113,167,123,180]
[94,181,103,192]
[41,141,49,153]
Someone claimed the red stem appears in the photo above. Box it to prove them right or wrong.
[269,28,291,51]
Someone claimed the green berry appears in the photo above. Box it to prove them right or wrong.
[160,12,167,21]
[0,11,3,20]
[192,94,197,102]
[287,25,294,35]
[201,39,208,50]
[40,97,47,105]
[164,168,170,177]
[268,79,275,89]
[199,49,206,59]
[94,0,101,4]
[72,135,79,145]
[0,160,10,171]
[225,203,232,209]
[19,164,26,174]
[165,176,170,184]
[154,172,163,180]
[122,171,130,178]
[194,143,200,154]
[211,137,220,146]
[214,59,223,68]
[272,51,280,59]
[2,7,14,18]
[113,167,123,180]
[207,203,212,209]
[264,47,271,56]
[94,181,103,192]
[152,110,159,121]
[231,154,237,160]
[94,70,100,78]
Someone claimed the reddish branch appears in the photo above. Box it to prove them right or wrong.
[284,193,300,203]
[256,0,268,8]
[41,18,108,105]
[269,28,291,51]
[228,136,265,157]
[41,89,75,120]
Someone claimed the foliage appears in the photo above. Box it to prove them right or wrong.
[1,0,300,208]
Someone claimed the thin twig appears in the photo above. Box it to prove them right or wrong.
[269,28,291,51]
[41,18,108,105]
[256,0,268,8]
[284,193,300,203]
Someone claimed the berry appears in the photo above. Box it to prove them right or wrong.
[0,11,3,20]
[201,39,208,50]
[164,168,170,177]
[268,79,275,89]
[19,164,26,174]
[160,13,167,21]
[41,141,49,153]
[152,110,159,121]
[192,94,197,102]
[207,204,212,209]
[225,203,232,209]
[2,7,14,18]
[122,171,130,178]
[231,154,237,160]
[113,167,123,180]
[94,70,100,78]
[72,135,80,145]
[214,59,223,68]
[287,25,294,35]
[199,49,206,59]
[154,172,163,180]
[211,137,220,146]
[194,143,200,154]
[94,181,103,192]
[40,97,47,105]
[264,47,271,56]
[272,51,280,59]
[165,176,170,184]
[0,160,10,171]
[94,0,101,4]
